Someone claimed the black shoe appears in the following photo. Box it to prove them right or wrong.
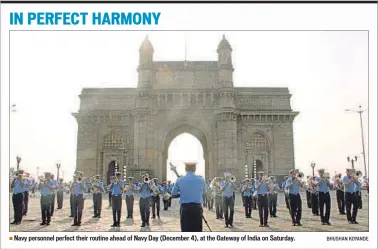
[229,224,233,228]
[321,222,326,225]
[111,223,117,227]
[146,222,150,227]
[40,222,46,226]
[45,222,50,226]
[92,215,97,218]
[353,221,359,224]
[72,223,77,226]
[259,224,264,227]
[292,223,296,226]
[273,215,277,218]
[69,215,73,218]
[225,224,229,228]
[152,216,156,219]
[117,222,120,227]
[10,221,16,225]
[245,216,249,218]
[296,223,302,226]
[98,216,101,218]
[348,221,353,224]
[326,222,331,225]
[264,224,269,227]
[141,223,146,227]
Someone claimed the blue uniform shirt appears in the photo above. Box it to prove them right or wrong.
[40,180,53,196]
[220,181,237,198]
[49,180,57,193]
[23,179,31,192]
[93,181,105,192]
[13,179,26,194]
[72,182,85,195]
[138,182,152,199]
[124,183,136,196]
[315,177,330,192]
[285,178,300,194]
[111,180,125,195]
[254,179,269,195]
[242,184,254,197]
[343,176,356,193]
[171,171,205,204]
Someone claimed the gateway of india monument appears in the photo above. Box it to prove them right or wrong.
[73,35,298,184]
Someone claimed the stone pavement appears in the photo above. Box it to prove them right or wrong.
[9,192,369,232]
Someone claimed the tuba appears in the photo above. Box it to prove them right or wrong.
[229,175,236,183]
[144,176,150,184]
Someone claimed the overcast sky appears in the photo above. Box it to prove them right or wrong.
[9,31,368,181]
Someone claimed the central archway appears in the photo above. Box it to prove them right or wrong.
[162,124,209,182]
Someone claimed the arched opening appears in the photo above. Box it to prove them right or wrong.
[162,124,209,182]
[106,160,119,185]
[166,133,205,181]
[253,159,264,178]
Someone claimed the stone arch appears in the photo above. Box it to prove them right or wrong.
[162,123,209,181]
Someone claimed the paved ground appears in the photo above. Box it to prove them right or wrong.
[9,192,369,232]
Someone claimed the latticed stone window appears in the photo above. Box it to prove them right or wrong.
[250,133,268,150]
[104,134,124,150]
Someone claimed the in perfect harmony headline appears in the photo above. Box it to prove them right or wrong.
[9,12,161,25]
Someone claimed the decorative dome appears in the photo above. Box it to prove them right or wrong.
[217,34,232,51]
[139,35,154,53]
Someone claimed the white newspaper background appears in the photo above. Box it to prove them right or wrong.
[0,2,376,249]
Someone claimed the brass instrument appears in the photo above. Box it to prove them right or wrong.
[356,170,363,179]
[144,176,150,184]
[150,180,161,196]
[229,175,236,183]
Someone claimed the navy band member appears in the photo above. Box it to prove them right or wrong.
[124,176,136,219]
[305,176,312,208]
[110,172,125,227]
[49,174,57,216]
[241,178,254,218]
[38,172,54,226]
[151,178,163,219]
[171,162,206,232]
[22,172,31,216]
[333,173,345,215]
[108,176,114,207]
[282,176,290,209]
[57,178,65,209]
[162,181,170,211]
[137,173,152,227]
[268,178,279,218]
[71,172,86,226]
[285,170,304,226]
[92,175,105,218]
[68,175,77,217]
[206,180,214,210]
[214,177,224,219]
[354,170,363,209]
[10,170,27,225]
[343,169,359,224]
[255,171,270,227]
[220,174,237,228]
[313,169,332,225]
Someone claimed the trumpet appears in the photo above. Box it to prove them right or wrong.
[123,183,133,192]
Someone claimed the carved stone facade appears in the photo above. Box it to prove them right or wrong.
[73,35,299,182]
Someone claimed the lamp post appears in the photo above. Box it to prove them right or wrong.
[16,156,21,171]
[345,105,368,177]
[310,162,316,176]
[123,165,127,181]
[56,162,61,179]
[347,156,358,170]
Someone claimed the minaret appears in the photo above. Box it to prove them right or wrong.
[215,35,238,177]
[217,34,234,89]
[138,35,154,90]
